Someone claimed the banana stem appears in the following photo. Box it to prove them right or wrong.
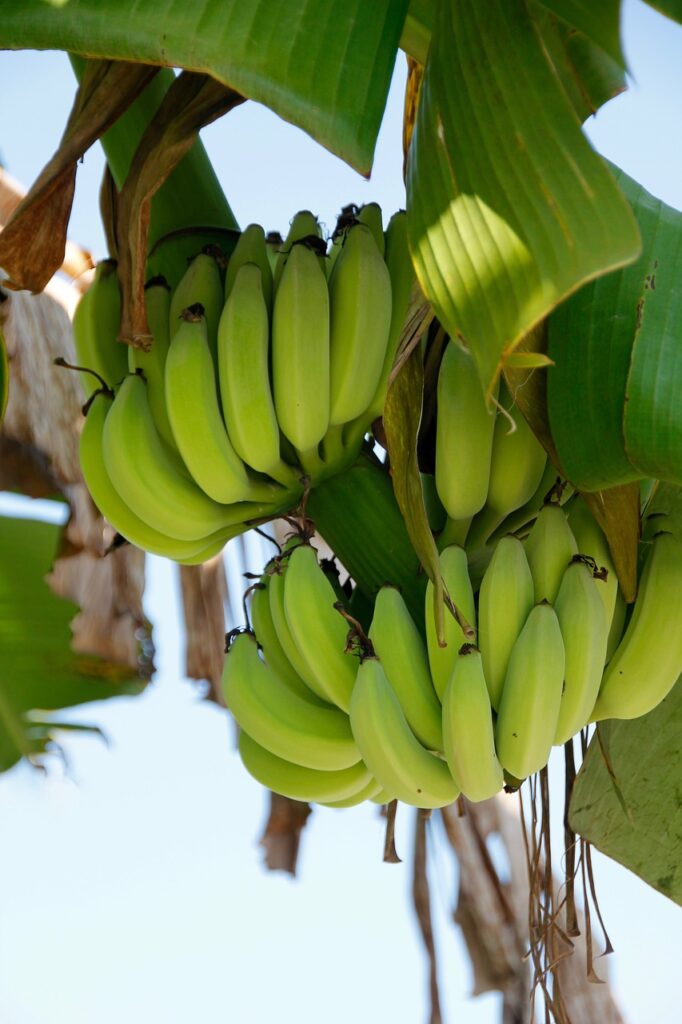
[466,506,505,551]
[245,477,293,506]
[306,452,425,623]
[296,443,326,481]
[267,459,307,492]
[342,416,371,455]
[438,516,472,550]
[321,424,346,468]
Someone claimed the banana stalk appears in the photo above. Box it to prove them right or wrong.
[305,453,426,625]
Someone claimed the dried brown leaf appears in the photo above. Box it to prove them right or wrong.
[0,275,149,673]
[0,60,157,293]
[260,793,311,876]
[179,556,228,702]
[115,71,244,347]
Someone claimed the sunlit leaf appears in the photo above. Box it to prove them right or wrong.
[407,0,640,398]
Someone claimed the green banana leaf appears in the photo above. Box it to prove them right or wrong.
[570,679,682,905]
[644,1,682,22]
[646,481,682,537]
[0,0,407,175]
[548,166,682,490]
[536,0,625,67]
[536,12,626,121]
[0,514,147,773]
[405,0,640,399]
[401,0,626,116]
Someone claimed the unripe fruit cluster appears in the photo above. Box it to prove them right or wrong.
[224,512,682,809]
[75,204,414,562]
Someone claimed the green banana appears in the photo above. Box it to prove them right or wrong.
[487,459,564,544]
[165,306,283,504]
[283,544,358,711]
[495,603,565,779]
[267,541,336,703]
[377,210,415,408]
[592,533,682,721]
[128,276,176,450]
[102,373,270,541]
[265,231,283,273]
[425,544,476,700]
[328,222,392,426]
[218,264,301,490]
[72,259,128,395]
[478,535,535,710]
[421,473,448,533]
[442,646,504,802]
[349,658,459,809]
[368,586,442,750]
[271,241,330,471]
[606,584,627,664]
[357,202,385,256]
[319,777,385,808]
[554,559,609,744]
[222,632,360,771]
[224,223,273,311]
[525,504,578,604]
[470,380,547,545]
[169,251,224,363]
[80,390,241,561]
[274,209,323,289]
[325,228,346,281]
[238,730,373,804]
[369,789,393,805]
[435,341,498,520]
[567,496,619,631]
[250,574,325,704]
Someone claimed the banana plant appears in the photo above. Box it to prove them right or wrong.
[1,0,682,940]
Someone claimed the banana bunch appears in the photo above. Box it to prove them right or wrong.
[74,202,413,563]
[228,495,682,810]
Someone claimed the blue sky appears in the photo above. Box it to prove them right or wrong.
[1,3,681,1021]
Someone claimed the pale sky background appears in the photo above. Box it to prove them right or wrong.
[0,2,681,1022]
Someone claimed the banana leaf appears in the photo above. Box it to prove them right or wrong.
[0,0,407,175]
[0,514,147,773]
[570,679,682,905]
[406,0,640,399]
[548,165,682,490]
[644,1,682,22]
[536,0,625,67]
